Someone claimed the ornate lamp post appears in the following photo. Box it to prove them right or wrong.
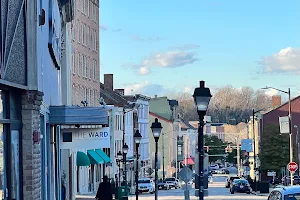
[134,129,142,200]
[151,118,163,200]
[116,151,123,186]
[193,81,212,200]
[122,143,129,186]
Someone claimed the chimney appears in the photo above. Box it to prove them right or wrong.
[104,74,113,91]
[115,89,124,96]
[272,95,281,108]
[154,95,157,98]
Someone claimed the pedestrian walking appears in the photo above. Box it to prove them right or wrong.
[95,175,113,200]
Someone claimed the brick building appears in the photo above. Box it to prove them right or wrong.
[258,95,300,180]
[70,0,100,106]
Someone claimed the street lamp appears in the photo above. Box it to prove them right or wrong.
[294,125,299,177]
[117,151,123,186]
[193,80,212,200]
[262,86,293,185]
[134,130,142,200]
[151,118,163,200]
[122,143,129,186]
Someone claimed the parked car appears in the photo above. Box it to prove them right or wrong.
[210,164,220,170]
[165,177,181,189]
[225,175,240,188]
[282,175,300,185]
[157,180,170,190]
[230,179,251,194]
[268,185,300,199]
[138,178,155,194]
[216,168,230,174]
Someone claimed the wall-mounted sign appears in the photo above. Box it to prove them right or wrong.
[279,116,290,134]
[60,128,110,149]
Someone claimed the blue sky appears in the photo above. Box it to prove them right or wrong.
[100,0,300,97]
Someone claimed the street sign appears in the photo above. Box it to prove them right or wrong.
[178,166,193,182]
[287,162,298,173]
[241,139,253,152]
[279,116,290,134]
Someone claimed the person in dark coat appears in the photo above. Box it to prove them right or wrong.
[96,176,113,200]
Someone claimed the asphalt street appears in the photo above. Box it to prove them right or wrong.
[124,176,268,200]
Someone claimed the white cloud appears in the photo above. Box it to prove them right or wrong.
[123,81,170,96]
[264,88,279,96]
[138,66,150,75]
[131,50,198,75]
[259,47,300,73]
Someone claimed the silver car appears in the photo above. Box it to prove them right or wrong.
[268,185,300,199]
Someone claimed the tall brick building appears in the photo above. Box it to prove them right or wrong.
[71,0,100,106]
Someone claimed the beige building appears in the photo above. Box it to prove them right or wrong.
[71,0,100,106]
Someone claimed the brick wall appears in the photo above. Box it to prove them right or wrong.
[70,0,100,106]
[272,95,281,108]
[21,90,43,200]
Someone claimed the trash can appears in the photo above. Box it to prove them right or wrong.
[117,186,129,200]
[259,182,270,193]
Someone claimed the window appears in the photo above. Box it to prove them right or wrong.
[83,88,87,100]
[93,60,97,80]
[77,20,81,43]
[82,55,86,77]
[87,0,90,17]
[72,52,75,74]
[87,58,90,79]
[82,23,86,45]
[90,89,93,105]
[77,53,81,75]
[94,90,97,104]
[72,85,75,105]
[82,0,86,14]
[95,33,98,52]
[87,89,90,103]
[90,28,93,50]
[87,26,90,48]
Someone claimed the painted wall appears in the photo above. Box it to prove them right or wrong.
[149,114,174,177]
[37,0,62,106]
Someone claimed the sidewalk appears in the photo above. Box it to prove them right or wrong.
[251,187,274,196]
[75,193,96,200]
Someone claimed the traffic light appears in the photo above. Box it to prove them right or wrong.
[225,146,229,153]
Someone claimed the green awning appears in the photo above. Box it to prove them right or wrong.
[87,150,105,164]
[76,151,90,166]
[95,149,111,163]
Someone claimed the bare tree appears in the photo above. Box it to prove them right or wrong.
[169,86,271,123]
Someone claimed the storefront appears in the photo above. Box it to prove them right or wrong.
[0,88,22,200]
[49,105,109,199]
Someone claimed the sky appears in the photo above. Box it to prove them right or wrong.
[100,0,300,98]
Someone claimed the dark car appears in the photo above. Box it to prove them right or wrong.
[230,179,251,194]
[220,168,230,174]
[225,176,240,188]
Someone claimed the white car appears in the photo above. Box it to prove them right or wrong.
[138,178,155,194]
[210,164,220,170]
[268,185,300,199]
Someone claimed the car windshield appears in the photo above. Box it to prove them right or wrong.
[284,193,300,200]
[234,179,248,184]
[138,180,150,183]
[165,178,175,181]
[230,177,239,181]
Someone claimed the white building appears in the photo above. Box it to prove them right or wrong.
[134,95,151,176]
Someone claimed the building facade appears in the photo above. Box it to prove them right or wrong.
[71,0,100,107]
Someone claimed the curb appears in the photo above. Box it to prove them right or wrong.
[251,191,268,196]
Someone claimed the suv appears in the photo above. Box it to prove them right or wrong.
[138,178,155,194]
[165,177,181,189]
[268,185,300,199]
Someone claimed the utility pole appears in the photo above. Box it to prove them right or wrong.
[162,133,165,181]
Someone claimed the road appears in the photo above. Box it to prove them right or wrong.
[130,176,268,200]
